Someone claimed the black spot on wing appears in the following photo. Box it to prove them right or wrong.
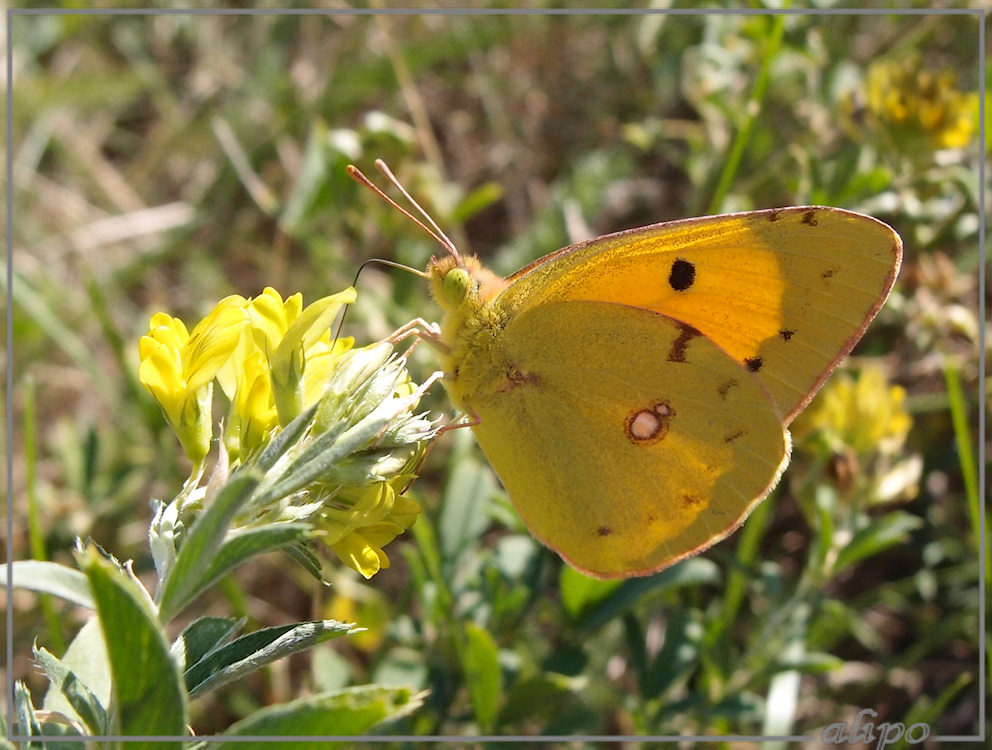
[779,329,795,342]
[668,258,695,291]
[744,357,763,372]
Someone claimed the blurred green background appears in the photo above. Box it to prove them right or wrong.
[6,3,986,744]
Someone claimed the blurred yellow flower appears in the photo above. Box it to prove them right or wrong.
[325,582,388,653]
[857,55,977,150]
[793,366,920,504]
[795,367,910,456]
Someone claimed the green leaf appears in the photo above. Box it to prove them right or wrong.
[408,512,444,597]
[171,616,243,672]
[11,267,114,403]
[806,484,836,575]
[559,566,622,618]
[761,631,804,741]
[33,645,107,734]
[5,560,93,610]
[78,544,188,744]
[834,511,924,573]
[194,523,311,601]
[201,685,425,746]
[371,647,427,691]
[156,471,260,621]
[461,623,502,732]
[254,367,416,507]
[642,609,701,699]
[13,692,86,750]
[254,401,320,473]
[285,540,325,581]
[42,618,111,726]
[770,651,844,674]
[492,534,540,580]
[14,681,43,740]
[280,121,335,234]
[497,673,596,734]
[0,707,19,749]
[313,646,355,692]
[451,181,503,223]
[572,558,719,632]
[439,454,494,562]
[895,671,973,750]
[186,620,358,698]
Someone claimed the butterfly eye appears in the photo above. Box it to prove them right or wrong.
[442,267,473,305]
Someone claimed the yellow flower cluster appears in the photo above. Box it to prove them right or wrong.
[861,56,977,150]
[793,367,920,505]
[795,367,910,457]
[140,287,355,467]
[318,479,423,580]
[140,287,437,578]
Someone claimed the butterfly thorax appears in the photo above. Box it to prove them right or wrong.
[426,254,513,410]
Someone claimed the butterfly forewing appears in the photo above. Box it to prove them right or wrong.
[497,207,902,424]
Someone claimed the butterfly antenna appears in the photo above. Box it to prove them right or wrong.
[373,160,461,260]
[346,161,461,262]
[332,257,429,341]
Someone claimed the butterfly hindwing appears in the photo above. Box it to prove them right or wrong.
[453,299,789,578]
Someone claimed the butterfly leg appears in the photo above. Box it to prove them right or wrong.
[388,318,449,353]
[437,405,480,434]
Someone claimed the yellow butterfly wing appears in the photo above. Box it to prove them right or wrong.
[452,299,788,578]
[428,204,900,578]
[498,207,902,423]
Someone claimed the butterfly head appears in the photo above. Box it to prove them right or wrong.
[428,254,509,313]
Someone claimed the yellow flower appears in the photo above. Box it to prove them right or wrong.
[139,303,250,466]
[794,367,911,457]
[325,583,388,653]
[227,350,279,457]
[330,531,392,580]
[318,475,424,579]
[858,55,977,150]
[793,366,920,505]
[210,287,357,459]
[250,287,357,424]
[246,287,304,357]
[300,337,356,407]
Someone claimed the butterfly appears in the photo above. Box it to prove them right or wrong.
[350,162,902,579]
